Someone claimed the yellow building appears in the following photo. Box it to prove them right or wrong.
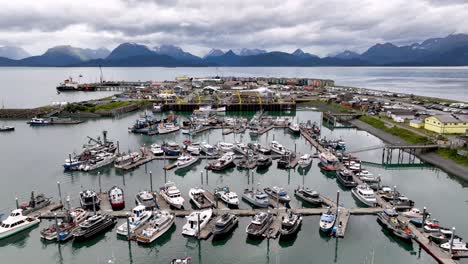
[409,119,424,129]
[424,115,468,134]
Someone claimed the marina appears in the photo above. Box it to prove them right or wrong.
[1,74,468,263]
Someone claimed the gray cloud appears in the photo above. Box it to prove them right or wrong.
[0,0,467,56]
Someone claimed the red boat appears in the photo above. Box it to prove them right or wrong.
[108,186,125,210]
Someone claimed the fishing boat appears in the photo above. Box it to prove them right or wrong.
[206,152,235,171]
[298,154,312,168]
[158,123,180,134]
[351,185,377,207]
[116,205,152,237]
[153,104,162,113]
[40,208,88,241]
[246,212,274,238]
[200,142,218,156]
[171,257,192,264]
[377,208,413,241]
[212,213,238,239]
[19,192,51,215]
[242,188,269,208]
[270,141,287,155]
[319,151,339,166]
[79,190,101,211]
[217,142,235,152]
[135,210,175,244]
[162,142,181,156]
[150,144,164,156]
[175,155,199,170]
[0,209,40,240]
[441,238,468,251]
[181,209,213,237]
[63,157,81,170]
[214,186,239,208]
[280,212,302,239]
[188,187,214,209]
[256,155,272,169]
[336,169,358,188]
[107,186,125,210]
[135,191,158,210]
[0,125,15,132]
[27,117,50,126]
[72,214,117,242]
[160,182,185,209]
[319,208,336,233]
[294,186,323,206]
[288,123,300,135]
[264,186,291,204]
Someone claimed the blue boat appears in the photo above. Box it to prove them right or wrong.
[162,142,181,156]
[27,117,50,126]
[319,209,336,233]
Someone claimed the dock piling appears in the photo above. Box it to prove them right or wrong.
[335,191,340,216]
[449,227,455,255]
[57,181,62,205]
[92,195,96,215]
[15,197,18,209]
[66,196,71,211]
[197,212,201,240]
[150,171,153,193]
[422,207,427,226]
[126,212,131,240]
[98,172,102,193]
[54,213,59,240]
[200,171,203,185]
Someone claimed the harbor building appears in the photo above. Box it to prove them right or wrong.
[424,114,468,134]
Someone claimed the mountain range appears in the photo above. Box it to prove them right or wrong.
[1,34,468,66]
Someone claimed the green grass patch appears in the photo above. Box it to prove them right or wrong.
[359,116,432,144]
[65,101,134,113]
[94,101,131,111]
[437,148,468,167]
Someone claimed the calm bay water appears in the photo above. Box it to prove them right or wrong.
[1,110,467,264]
[0,67,467,108]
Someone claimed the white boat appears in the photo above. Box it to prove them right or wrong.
[182,209,213,237]
[114,152,141,168]
[441,238,468,251]
[215,106,226,112]
[153,104,162,112]
[402,208,424,219]
[233,142,249,155]
[188,187,214,209]
[214,186,239,208]
[200,142,218,156]
[217,142,234,152]
[184,141,201,155]
[158,123,180,134]
[81,152,115,171]
[27,117,50,126]
[63,157,81,170]
[270,141,287,155]
[319,151,338,166]
[198,105,212,112]
[207,152,235,171]
[319,208,336,233]
[160,182,185,209]
[116,205,152,237]
[150,143,164,155]
[175,155,199,170]
[288,123,300,134]
[135,210,175,244]
[108,186,125,210]
[298,154,312,168]
[356,170,380,183]
[351,185,377,207]
[0,209,40,239]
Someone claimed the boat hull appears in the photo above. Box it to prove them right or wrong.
[0,219,40,240]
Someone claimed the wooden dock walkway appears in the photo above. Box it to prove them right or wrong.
[258,125,274,135]
[336,208,350,238]
[300,128,325,152]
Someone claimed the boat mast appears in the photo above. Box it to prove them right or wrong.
[99,65,103,84]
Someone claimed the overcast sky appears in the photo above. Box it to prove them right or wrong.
[1,0,468,56]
